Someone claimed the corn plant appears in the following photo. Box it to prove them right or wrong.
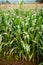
[0,8,43,64]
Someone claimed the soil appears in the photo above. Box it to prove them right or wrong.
[0,58,36,65]
[0,3,43,9]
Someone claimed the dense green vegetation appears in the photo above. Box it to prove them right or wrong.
[36,0,43,3]
[0,8,43,65]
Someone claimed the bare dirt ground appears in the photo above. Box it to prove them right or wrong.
[0,58,36,65]
[0,3,43,9]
